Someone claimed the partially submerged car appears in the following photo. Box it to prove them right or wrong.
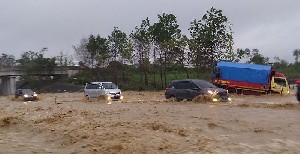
[15,89,38,101]
[84,82,123,100]
[165,79,230,102]
[296,80,300,102]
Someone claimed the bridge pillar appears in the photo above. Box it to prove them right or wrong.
[0,76,16,96]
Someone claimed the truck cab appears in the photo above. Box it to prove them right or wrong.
[270,73,290,94]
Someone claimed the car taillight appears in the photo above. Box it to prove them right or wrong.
[165,88,170,92]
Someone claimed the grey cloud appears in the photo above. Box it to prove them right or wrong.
[0,0,299,62]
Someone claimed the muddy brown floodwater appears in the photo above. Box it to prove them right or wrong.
[0,90,300,153]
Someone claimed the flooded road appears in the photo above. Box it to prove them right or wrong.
[0,91,299,153]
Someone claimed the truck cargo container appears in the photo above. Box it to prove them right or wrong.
[212,61,289,95]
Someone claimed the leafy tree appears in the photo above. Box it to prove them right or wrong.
[189,7,234,72]
[172,35,191,78]
[17,48,57,79]
[74,35,110,68]
[86,34,111,67]
[0,53,15,68]
[108,27,132,83]
[94,35,110,67]
[108,27,131,63]
[149,13,181,88]
[86,35,98,67]
[233,48,251,62]
[293,49,300,64]
[273,56,288,69]
[248,49,269,64]
[130,18,152,85]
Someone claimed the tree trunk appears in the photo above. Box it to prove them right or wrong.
[113,61,118,85]
[159,66,163,89]
[164,55,167,89]
[184,67,189,79]
[144,71,148,86]
[122,70,125,82]
[153,72,156,88]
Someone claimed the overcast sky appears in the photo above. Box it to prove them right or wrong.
[1,0,299,63]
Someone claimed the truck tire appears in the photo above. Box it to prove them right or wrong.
[237,89,243,95]
[227,87,236,93]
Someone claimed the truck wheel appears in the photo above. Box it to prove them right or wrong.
[227,87,236,93]
[237,89,243,95]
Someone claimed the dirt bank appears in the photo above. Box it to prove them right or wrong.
[0,91,299,153]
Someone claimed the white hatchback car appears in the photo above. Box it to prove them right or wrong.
[84,82,123,100]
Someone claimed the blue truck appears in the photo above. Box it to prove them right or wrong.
[212,61,290,95]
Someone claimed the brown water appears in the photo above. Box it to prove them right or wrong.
[0,91,299,153]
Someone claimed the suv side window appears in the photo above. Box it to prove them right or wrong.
[168,82,176,88]
[176,81,198,89]
[91,84,100,89]
[86,84,92,89]
[177,81,190,89]
[189,82,198,89]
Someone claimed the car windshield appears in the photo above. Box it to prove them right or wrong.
[102,83,118,89]
[194,80,217,88]
[22,89,34,95]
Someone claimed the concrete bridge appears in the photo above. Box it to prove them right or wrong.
[0,66,80,96]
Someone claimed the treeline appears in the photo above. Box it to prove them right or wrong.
[74,7,234,89]
[1,7,300,90]
[72,7,300,88]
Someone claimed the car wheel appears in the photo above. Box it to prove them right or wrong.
[167,96,176,102]
[85,95,90,101]
[175,97,183,102]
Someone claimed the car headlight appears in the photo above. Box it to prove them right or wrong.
[120,96,124,100]
[212,98,218,102]
[208,90,213,95]
[33,93,37,97]
[24,94,29,98]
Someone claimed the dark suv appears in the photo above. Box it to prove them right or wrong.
[296,80,300,102]
[15,89,38,101]
[165,79,230,102]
